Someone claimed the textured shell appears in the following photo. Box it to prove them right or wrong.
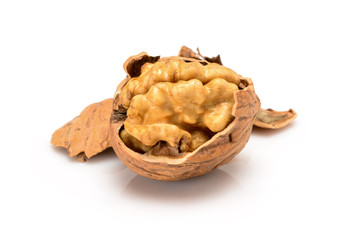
[51,99,113,161]
[110,54,261,181]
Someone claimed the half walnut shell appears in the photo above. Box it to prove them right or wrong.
[110,53,261,181]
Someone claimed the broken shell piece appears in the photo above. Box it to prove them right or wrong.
[254,108,297,129]
[178,45,222,65]
[178,46,201,60]
[51,99,113,161]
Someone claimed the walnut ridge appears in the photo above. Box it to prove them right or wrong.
[51,46,297,181]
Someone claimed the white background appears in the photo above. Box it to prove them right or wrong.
[1,0,359,239]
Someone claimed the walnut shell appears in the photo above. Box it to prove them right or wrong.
[110,53,261,181]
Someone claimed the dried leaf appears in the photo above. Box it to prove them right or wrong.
[254,108,297,129]
[51,99,113,161]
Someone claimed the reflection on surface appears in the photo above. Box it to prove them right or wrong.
[122,169,239,203]
[52,141,249,203]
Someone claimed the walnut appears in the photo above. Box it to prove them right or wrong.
[110,52,261,181]
[51,46,297,181]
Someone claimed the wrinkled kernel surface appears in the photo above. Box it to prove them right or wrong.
[122,78,238,152]
[120,59,242,108]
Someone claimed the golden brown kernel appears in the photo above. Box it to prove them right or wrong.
[122,78,238,153]
[120,59,241,108]
[120,129,152,153]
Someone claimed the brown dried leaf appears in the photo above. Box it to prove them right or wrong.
[51,99,113,161]
[254,108,297,129]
